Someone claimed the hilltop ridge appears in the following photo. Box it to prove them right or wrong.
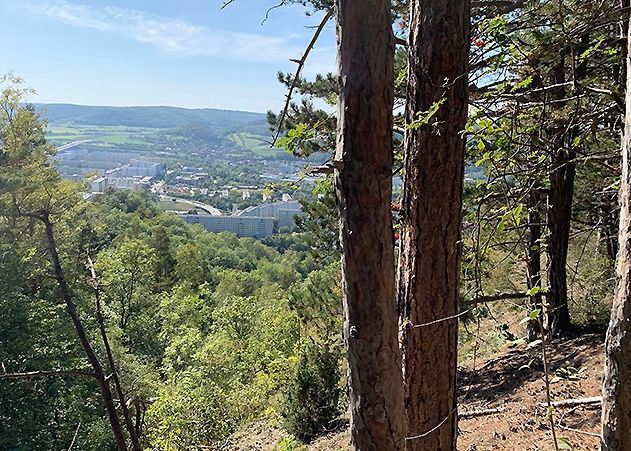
[35,103,269,133]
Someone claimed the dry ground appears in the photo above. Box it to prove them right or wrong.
[230,333,605,450]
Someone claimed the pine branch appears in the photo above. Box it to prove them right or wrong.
[271,9,334,146]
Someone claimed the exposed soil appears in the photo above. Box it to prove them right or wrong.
[231,333,605,450]
[456,332,603,450]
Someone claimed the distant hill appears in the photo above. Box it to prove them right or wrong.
[35,103,268,133]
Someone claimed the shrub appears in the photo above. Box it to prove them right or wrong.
[281,341,342,442]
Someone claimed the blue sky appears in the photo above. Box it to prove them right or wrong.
[0,0,336,112]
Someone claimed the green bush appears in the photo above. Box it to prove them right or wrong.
[281,341,342,442]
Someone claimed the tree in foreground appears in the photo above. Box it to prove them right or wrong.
[602,10,631,450]
[334,0,406,448]
[0,75,139,451]
[397,0,470,448]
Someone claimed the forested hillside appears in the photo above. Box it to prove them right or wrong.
[36,104,268,132]
[1,82,342,448]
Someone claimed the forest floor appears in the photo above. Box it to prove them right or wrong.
[231,332,605,450]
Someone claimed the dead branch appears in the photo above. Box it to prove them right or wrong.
[87,253,142,451]
[539,396,602,408]
[411,309,472,328]
[271,9,334,146]
[67,422,81,451]
[472,0,528,16]
[408,291,529,328]
[308,160,344,175]
[473,291,529,303]
[460,406,506,418]
[556,424,600,437]
[0,369,95,380]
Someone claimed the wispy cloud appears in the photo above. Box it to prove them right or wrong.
[27,0,303,62]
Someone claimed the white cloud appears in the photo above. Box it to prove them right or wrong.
[27,0,303,62]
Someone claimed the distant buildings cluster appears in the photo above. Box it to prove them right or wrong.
[180,201,302,238]
[182,215,275,238]
[54,147,164,193]
[236,200,301,229]
[54,145,303,239]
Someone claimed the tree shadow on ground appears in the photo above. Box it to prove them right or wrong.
[457,333,604,405]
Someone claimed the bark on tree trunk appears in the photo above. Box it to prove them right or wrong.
[601,12,631,450]
[546,152,575,333]
[546,34,589,335]
[397,0,470,448]
[334,1,406,449]
[545,50,572,335]
[39,213,129,451]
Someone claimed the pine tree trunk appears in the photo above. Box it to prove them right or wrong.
[397,0,470,448]
[546,34,589,335]
[545,51,572,335]
[546,153,574,333]
[601,12,631,450]
[334,1,406,449]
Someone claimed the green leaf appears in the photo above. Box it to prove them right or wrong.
[529,308,542,319]
[406,98,446,130]
[546,405,554,418]
[557,437,573,450]
[526,286,541,297]
[512,203,524,226]
[511,75,533,92]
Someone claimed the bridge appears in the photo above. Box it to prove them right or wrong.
[56,140,90,151]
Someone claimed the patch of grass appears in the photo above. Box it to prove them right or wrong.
[48,134,88,142]
[93,134,151,145]
[46,123,160,146]
[158,200,196,212]
[229,132,286,157]
[48,125,84,135]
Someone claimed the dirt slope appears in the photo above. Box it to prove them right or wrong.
[232,333,605,450]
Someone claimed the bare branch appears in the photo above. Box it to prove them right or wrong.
[460,406,506,418]
[395,37,407,47]
[271,9,334,146]
[472,0,527,15]
[262,0,286,25]
[0,369,95,380]
[220,0,236,10]
[473,291,529,303]
[539,396,602,408]
[67,422,81,451]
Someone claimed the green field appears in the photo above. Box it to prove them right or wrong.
[158,200,196,212]
[47,124,160,146]
[229,132,286,157]
[93,134,153,145]
[47,124,288,158]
